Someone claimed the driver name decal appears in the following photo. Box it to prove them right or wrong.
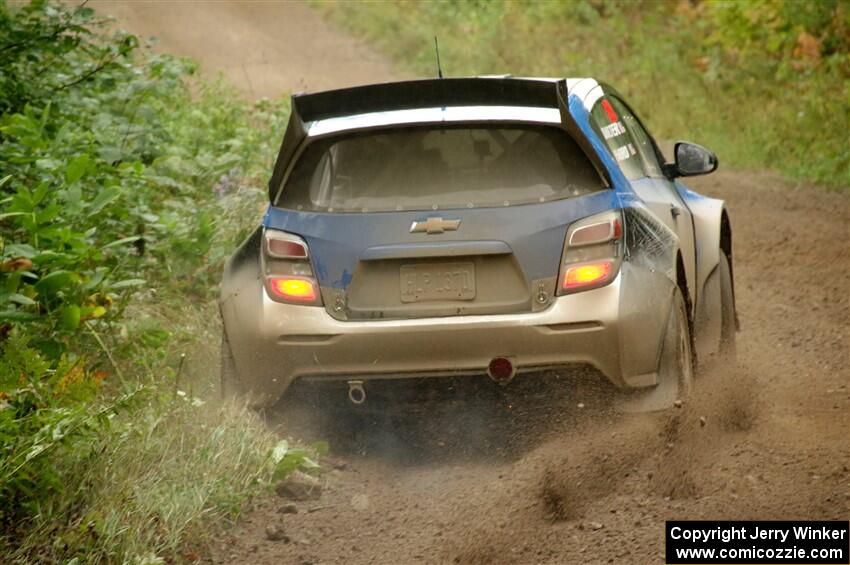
[600,121,626,140]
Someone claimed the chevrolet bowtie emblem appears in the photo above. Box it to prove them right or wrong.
[410,217,461,235]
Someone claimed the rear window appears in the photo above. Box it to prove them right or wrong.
[275,125,604,213]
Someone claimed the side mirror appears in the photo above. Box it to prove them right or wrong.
[664,141,718,178]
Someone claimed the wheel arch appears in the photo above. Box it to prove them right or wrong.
[219,226,265,386]
[681,191,736,359]
[679,192,733,314]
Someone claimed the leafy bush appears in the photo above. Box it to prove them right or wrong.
[320,0,849,188]
[0,0,286,349]
[0,330,143,529]
[0,1,294,561]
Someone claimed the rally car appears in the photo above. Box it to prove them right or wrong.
[219,77,736,410]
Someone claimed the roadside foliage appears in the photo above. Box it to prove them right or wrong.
[322,0,849,189]
[0,1,300,561]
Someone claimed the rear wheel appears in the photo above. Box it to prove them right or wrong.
[718,251,736,362]
[220,332,244,399]
[619,287,694,412]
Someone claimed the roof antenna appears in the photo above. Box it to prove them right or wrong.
[434,36,444,78]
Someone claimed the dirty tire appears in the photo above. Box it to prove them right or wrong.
[220,331,244,399]
[619,287,694,412]
[718,250,736,362]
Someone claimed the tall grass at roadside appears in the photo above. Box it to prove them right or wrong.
[11,397,278,564]
[319,0,849,189]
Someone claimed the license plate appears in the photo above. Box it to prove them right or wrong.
[400,262,476,303]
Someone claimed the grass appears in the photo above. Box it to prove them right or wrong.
[13,399,278,564]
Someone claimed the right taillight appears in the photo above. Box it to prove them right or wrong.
[563,261,614,289]
[262,229,323,305]
[557,210,623,295]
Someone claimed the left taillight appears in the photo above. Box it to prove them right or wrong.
[262,229,322,306]
[267,276,318,302]
[557,210,623,295]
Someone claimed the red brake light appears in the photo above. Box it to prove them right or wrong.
[563,261,613,290]
[266,237,307,259]
[267,276,318,302]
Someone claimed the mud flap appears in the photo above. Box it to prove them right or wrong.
[694,262,722,362]
[618,288,693,413]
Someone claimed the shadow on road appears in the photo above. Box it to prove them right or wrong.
[266,367,621,467]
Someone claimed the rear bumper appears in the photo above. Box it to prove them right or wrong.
[222,271,667,404]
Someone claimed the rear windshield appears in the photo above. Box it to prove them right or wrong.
[276,124,604,213]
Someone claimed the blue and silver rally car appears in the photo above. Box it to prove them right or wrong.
[219,77,736,410]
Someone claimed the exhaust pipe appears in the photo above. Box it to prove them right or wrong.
[347,380,366,405]
[487,357,516,385]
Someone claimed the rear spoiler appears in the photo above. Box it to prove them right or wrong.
[268,78,611,202]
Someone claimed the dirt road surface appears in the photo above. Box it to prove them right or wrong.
[89,0,399,97]
[95,3,849,563]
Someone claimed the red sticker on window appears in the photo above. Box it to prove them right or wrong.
[601,99,618,123]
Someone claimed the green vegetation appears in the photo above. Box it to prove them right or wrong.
[0,2,312,561]
[321,0,849,188]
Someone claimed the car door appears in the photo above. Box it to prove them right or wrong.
[588,91,698,309]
